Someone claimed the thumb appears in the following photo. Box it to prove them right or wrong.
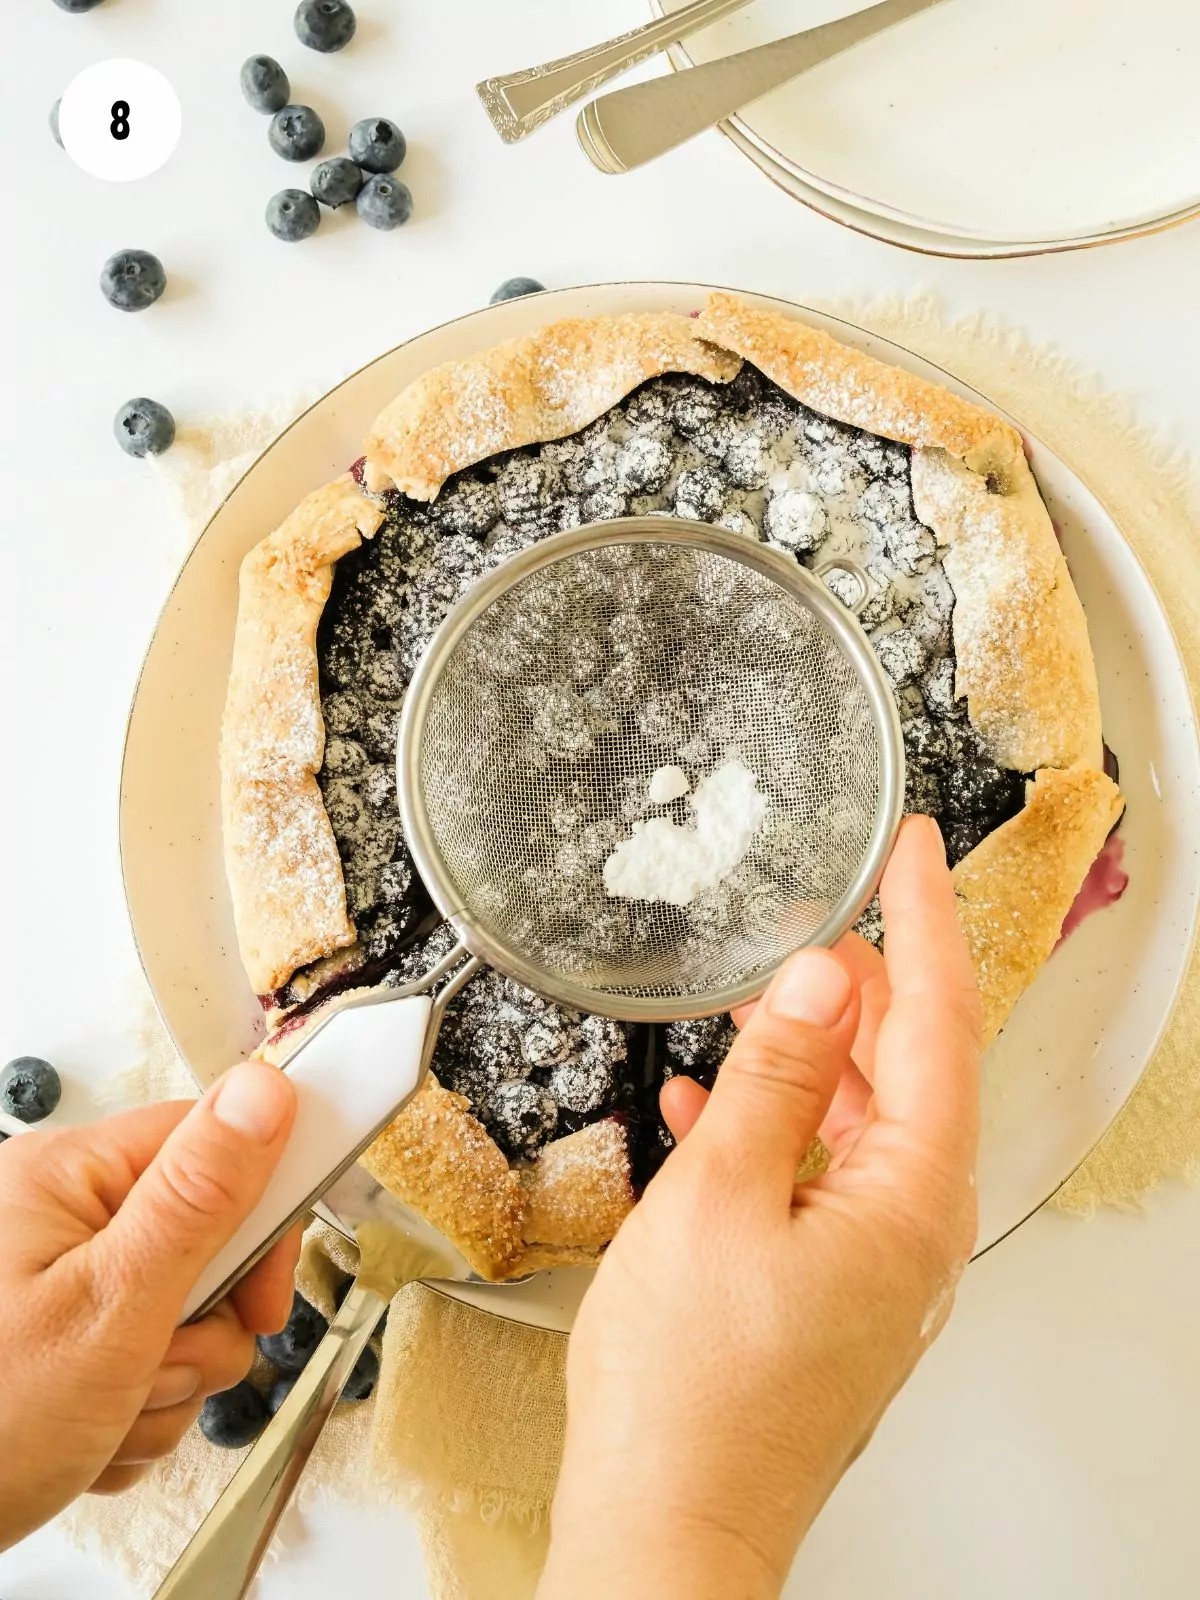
[695,949,859,1205]
[94,1061,296,1322]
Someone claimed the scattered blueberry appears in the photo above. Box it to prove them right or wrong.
[490,277,546,305]
[267,1374,298,1416]
[240,55,290,114]
[269,104,325,162]
[348,117,406,174]
[356,174,413,231]
[257,1291,328,1372]
[52,0,107,10]
[311,156,363,208]
[114,398,175,458]
[198,1382,269,1449]
[100,249,167,313]
[50,100,63,147]
[267,189,321,242]
[0,1058,62,1125]
[295,0,356,52]
[341,1345,379,1403]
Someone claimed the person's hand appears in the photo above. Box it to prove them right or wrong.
[541,816,982,1600]
[0,1060,300,1550]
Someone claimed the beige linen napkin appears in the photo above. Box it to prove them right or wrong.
[60,299,1200,1596]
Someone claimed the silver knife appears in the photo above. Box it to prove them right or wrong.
[476,0,761,143]
[578,0,948,174]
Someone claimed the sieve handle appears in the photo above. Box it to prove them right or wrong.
[813,556,871,615]
[180,995,433,1324]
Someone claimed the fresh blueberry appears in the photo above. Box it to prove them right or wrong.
[257,1291,328,1372]
[0,1058,62,1124]
[266,189,321,242]
[267,1374,298,1416]
[50,100,63,147]
[356,174,413,230]
[198,1382,269,1449]
[489,277,545,305]
[52,0,107,10]
[295,0,356,52]
[100,249,167,313]
[269,104,325,162]
[114,398,176,458]
[311,156,363,208]
[341,1345,379,1403]
[241,55,290,114]
[348,117,406,174]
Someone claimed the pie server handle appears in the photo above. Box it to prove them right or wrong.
[180,994,434,1324]
[155,1278,389,1600]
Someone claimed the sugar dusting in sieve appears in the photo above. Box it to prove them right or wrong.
[398,519,904,1023]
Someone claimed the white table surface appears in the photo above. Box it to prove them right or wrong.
[3,2,1200,1595]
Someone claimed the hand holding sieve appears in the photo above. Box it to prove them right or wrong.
[184,518,904,1322]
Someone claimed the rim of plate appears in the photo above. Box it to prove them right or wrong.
[119,281,1200,1328]
[714,106,1200,262]
[650,8,1200,256]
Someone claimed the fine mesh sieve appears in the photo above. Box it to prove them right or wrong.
[398,518,904,1023]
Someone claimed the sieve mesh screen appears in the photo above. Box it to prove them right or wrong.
[409,536,884,1004]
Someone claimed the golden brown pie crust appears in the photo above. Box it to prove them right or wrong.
[221,476,384,994]
[953,766,1124,1046]
[223,293,1124,1276]
[362,311,742,499]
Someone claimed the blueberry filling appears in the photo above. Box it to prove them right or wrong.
[301,365,1025,1177]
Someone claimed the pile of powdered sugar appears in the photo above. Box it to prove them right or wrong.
[603,759,767,907]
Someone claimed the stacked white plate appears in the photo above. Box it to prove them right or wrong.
[653,0,1200,258]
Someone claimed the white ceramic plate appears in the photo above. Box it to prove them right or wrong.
[120,283,1200,1333]
[709,112,1200,261]
[655,0,1200,248]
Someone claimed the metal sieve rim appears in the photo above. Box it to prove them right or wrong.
[396,517,905,1024]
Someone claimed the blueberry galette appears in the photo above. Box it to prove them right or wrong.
[221,294,1123,1279]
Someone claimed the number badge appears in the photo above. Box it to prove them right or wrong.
[58,60,181,181]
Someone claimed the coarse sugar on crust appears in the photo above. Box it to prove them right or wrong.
[360,1073,527,1282]
[362,312,742,499]
[519,1119,635,1259]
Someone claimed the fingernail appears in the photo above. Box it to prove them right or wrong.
[212,1062,291,1142]
[144,1364,201,1411]
[768,951,853,1027]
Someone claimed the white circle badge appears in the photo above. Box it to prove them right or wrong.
[59,59,182,182]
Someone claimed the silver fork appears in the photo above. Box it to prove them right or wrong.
[578,0,948,174]
[476,0,760,143]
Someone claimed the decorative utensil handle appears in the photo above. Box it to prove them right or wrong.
[154,1282,388,1600]
[578,0,947,174]
[476,0,757,142]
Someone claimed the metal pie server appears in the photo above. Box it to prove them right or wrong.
[156,1168,483,1600]
[577,0,948,175]
[180,942,479,1326]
